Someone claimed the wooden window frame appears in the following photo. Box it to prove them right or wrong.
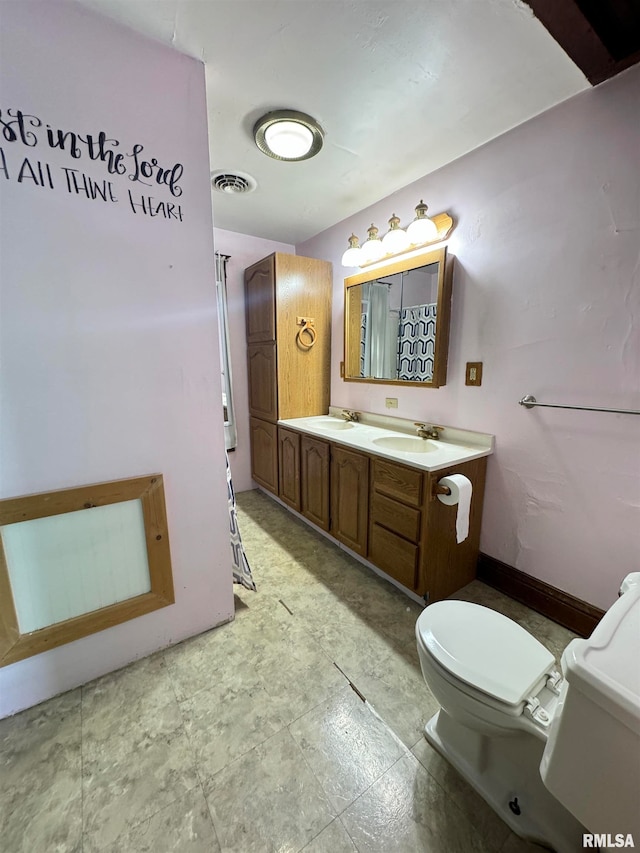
[0,474,174,668]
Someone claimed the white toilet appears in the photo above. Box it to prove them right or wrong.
[415,574,640,852]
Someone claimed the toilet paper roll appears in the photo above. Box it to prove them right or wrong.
[437,474,473,543]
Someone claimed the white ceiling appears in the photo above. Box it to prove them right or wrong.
[78,0,589,244]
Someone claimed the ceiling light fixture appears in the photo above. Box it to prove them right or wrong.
[341,203,453,267]
[253,109,324,161]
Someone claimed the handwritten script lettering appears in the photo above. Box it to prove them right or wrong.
[0,107,184,197]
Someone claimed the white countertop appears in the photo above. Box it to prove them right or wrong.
[278,408,494,473]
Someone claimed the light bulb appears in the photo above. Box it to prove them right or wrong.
[407,199,438,244]
[264,121,313,159]
[382,213,410,255]
[341,234,362,267]
[360,224,384,263]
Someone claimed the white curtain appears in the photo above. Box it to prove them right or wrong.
[362,283,398,379]
[215,253,236,451]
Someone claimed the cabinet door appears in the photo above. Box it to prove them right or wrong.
[245,255,276,343]
[250,417,278,494]
[247,342,278,421]
[331,446,369,556]
[301,435,330,531]
[278,428,301,511]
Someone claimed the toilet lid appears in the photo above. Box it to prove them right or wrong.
[417,600,555,706]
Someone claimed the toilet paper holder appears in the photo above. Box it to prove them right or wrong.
[432,482,452,499]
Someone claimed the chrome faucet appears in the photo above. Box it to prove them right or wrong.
[415,423,444,440]
[342,410,359,422]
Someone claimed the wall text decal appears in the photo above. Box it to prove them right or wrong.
[0,108,185,222]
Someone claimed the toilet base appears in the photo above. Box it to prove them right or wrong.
[425,710,586,853]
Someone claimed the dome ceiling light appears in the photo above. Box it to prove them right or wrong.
[253,110,324,162]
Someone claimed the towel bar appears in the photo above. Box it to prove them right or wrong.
[519,395,640,416]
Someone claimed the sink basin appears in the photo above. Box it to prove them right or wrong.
[372,435,438,453]
[307,418,356,431]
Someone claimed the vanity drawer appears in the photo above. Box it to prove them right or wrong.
[370,492,421,543]
[371,458,423,507]
[369,523,419,589]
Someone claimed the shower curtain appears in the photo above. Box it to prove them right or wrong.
[360,283,399,378]
[398,303,437,382]
[227,453,255,591]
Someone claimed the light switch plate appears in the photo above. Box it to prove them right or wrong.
[385,397,398,409]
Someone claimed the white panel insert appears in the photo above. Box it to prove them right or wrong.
[1,499,151,633]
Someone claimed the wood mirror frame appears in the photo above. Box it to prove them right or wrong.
[343,246,453,388]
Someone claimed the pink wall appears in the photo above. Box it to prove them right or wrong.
[213,228,294,493]
[297,66,640,611]
[0,2,234,717]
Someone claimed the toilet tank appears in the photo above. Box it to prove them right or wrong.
[540,580,640,838]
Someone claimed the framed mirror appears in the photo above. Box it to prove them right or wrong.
[344,246,453,387]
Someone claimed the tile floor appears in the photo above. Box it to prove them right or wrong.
[0,488,577,853]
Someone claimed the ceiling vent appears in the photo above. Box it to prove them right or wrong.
[211,171,257,195]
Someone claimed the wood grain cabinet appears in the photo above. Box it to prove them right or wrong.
[419,457,487,602]
[245,255,276,343]
[275,427,487,603]
[247,342,277,421]
[301,435,330,531]
[369,455,486,600]
[369,458,423,590]
[249,417,278,494]
[244,252,332,495]
[278,427,301,511]
[330,445,369,557]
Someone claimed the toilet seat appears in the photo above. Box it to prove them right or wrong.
[416,600,556,707]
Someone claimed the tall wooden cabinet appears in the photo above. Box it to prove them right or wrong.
[245,253,332,495]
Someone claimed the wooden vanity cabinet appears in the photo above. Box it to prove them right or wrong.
[244,252,332,495]
[369,458,423,590]
[249,417,278,494]
[330,445,369,557]
[369,454,486,599]
[278,427,301,511]
[419,457,487,602]
[264,424,487,603]
[301,435,330,531]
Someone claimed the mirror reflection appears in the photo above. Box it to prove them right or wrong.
[344,247,451,387]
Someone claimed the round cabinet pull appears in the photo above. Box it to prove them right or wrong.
[296,320,317,350]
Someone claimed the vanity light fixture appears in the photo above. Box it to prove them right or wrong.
[341,201,452,267]
[253,109,324,161]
